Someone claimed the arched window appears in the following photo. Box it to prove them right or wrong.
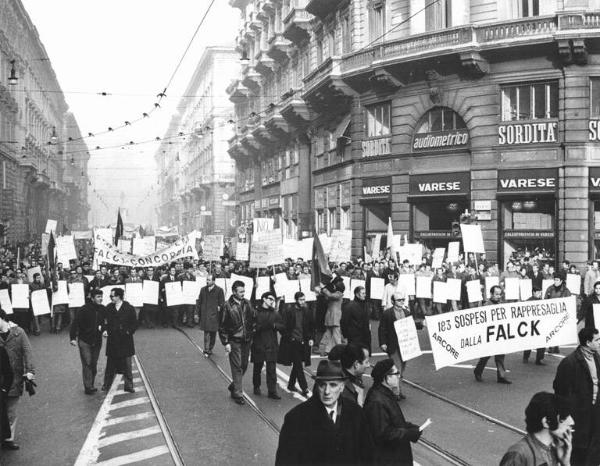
[415,107,466,134]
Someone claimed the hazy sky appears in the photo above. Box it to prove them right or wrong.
[20,0,240,226]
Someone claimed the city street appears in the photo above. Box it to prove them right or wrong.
[2,319,570,465]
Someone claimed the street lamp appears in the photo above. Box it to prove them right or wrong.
[50,127,58,144]
[8,60,17,85]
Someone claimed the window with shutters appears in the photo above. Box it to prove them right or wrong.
[369,0,386,42]
[341,14,352,54]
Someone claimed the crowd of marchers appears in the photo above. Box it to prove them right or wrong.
[0,240,598,464]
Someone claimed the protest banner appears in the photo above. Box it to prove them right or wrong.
[133,236,156,256]
[53,281,69,306]
[447,242,460,263]
[45,219,57,234]
[485,276,500,299]
[370,277,385,300]
[165,282,184,307]
[125,283,144,307]
[68,282,85,308]
[102,285,125,306]
[235,242,249,261]
[519,279,533,301]
[504,277,520,300]
[425,296,578,370]
[253,218,274,236]
[432,248,445,270]
[394,318,422,361]
[56,235,77,268]
[203,235,224,261]
[255,276,271,298]
[299,278,317,301]
[93,234,197,268]
[182,280,201,305]
[156,226,179,238]
[142,280,159,305]
[460,224,485,253]
[0,289,12,314]
[11,284,29,309]
[329,230,352,263]
[118,239,131,254]
[566,274,581,295]
[466,280,482,303]
[398,274,416,296]
[446,278,462,301]
[94,228,113,245]
[433,281,448,304]
[31,289,51,316]
[416,276,432,299]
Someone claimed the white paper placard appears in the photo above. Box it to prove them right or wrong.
[142,280,159,305]
[519,279,533,301]
[31,289,51,316]
[460,224,485,253]
[255,276,271,299]
[215,278,230,300]
[230,274,255,301]
[394,318,422,361]
[416,276,432,299]
[542,279,555,296]
[284,280,300,303]
[0,289,13,314]
[165,282,184,307]
[235,242,249,261]
[447,242,460,263]
[45,219,57,234]
[182,280,201,305]
[594,304,600,327]
[203,235,224,261]
[52,280,69,305]
[196,276,207,290]
[125,282,144,307]
[433,281,448,304]
[370,277,385,300]
[398,274,416,296]
[566,274,581,295]
[342,276,353,299]
[299,278,316,301]
[27,266,43,285]
[11,284,29,309]
[504,277,520,300]
[68,282,85,308]
[432,248,445,269]
[446,278,462,301]
[485,276,500,299]
[101,286,125,306]
[84,275,94,284]
[466,280,483,303]
[350,279,366,297]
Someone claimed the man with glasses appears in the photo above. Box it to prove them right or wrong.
[364,359,422,465]
[340,343,370,407]
[101,288,137,393]
[70,289,104,394]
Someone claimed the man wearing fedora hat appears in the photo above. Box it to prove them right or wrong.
[276,359,373,465]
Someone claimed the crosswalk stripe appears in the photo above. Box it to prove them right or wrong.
[108,397,150,411]
[95,445,170,465]
[104,412,154,426]
[117,377,142,385]
[98,425,162,448]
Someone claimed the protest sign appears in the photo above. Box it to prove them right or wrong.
[446,278,462,301]
[485,276,500,299]
[182,280,201,305]
[42,233,50,253]
[94,228,113,245]
[253,218,274,236]
[566,274,581,295]
[284,280,300,303]
[165,282,184,307]
[350,279,366,296]
[519,279,533,301]
[370,278,385,300]
[371,234,382,259]
[31,289,51,316]
[230,274,254,300]
[466,280,482,303]
[329,230,352,263]
[84,275,94,284]
[273,275,287,298]
[254,227,281,243]
[460,224,485,253]
[504,277,520,300]
[394,318,422,361]
[342,277,353,299]
[235,242,249,261]
[299,238,313,261]
[416,276,432,299]
[142,280,159,305]
[447,242,460,263]
[27,266,43,285]
[215,278,229,299]
[195,275,207,290]
[255,276,271,298]
[299,278,317,301]
[432,248,445,270]
[53,280,69,305]
[102,286,124,306]
[45,219,57,234]
[133,236,156,256]
[203,235,224,261]
[398,274,415,296]
[399,244,423,266]
[283,240,300,261]
[249,242,270,269]
[125,283,144,307]
[56,235,77,268]
[542,279,554,296]
[426,296,578,370]
[433,281,448,304]
[11,284,29,309]
[0,289,12,314]
[68,282,85,308]
[594,304,600,328]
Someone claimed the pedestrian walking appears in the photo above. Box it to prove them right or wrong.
[0,307,35,451]
[553,327,600,465]
[101,288,137,393]
[275,359,373,465]
[0,345,12,446]
[70,288,104,394]
[198,274,224,356]
[319,277,344,355]
[218,280,255,405]
[251,292,283,399]
[341,286,371,354]
[178,263,197,327]
[159,265,180,328]
[364,359,422,465]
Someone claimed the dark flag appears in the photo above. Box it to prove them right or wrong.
[114,210,123,246]
[62,223,68,235]
[47,231,56,270]
[311,231,332,290]
[139,225,146,238]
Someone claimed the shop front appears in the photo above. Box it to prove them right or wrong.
[497,168,558,267]
[361,176,391,257]
[408,172,470,249]
[589,167,600,258]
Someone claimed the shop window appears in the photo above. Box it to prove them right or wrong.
[369,0,386,42]
[591,78,600,117]
[503,199,554,230]
[415,107,466,133]
[425,0,452,31]
[413,201,466,231]
[501,82,558,121]
[365,102,391,138]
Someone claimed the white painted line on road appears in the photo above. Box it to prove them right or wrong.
[104,412,154,426]
[94,445,170,466]
[548,353,565,359]
[275,367,310,400]
[98,425,162,448]
[117,377,142,385]
[108,397,150,411]
[74,375,122,466]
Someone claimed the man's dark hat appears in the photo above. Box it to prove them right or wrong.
[311,360,347,381]
[371,358,395,384]
[553,271,564,280]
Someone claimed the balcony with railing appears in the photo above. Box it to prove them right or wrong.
[305,0,344,20]
[256,50,276,76]
[267,33,292,62]
[279,87,312,128]
[227,80,251,103]
[302,56,354,112]
[283,1,311,45]
[264,102,291,136]
[241,65,262,91]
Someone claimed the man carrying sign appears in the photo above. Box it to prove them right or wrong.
[473,285,512,384]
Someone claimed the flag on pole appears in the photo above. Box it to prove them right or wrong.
[114,210,124,246]
[47,231,56,270]
[311,232,332,290]
[387,217,396,263]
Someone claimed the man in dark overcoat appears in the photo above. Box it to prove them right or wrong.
[582,280,600,329]
[275,360,373,465]
[251,292,284,399]
[198,274,225,356]
[101,287,137,393]
[553,327,600,465]
[278,291,313,396]
[341,286,371,354]
[0,344,13,445]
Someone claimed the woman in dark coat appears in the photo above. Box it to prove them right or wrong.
[0,345,13,442]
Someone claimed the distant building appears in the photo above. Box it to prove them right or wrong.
[156,46,238,236]
[0,0,89,243]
